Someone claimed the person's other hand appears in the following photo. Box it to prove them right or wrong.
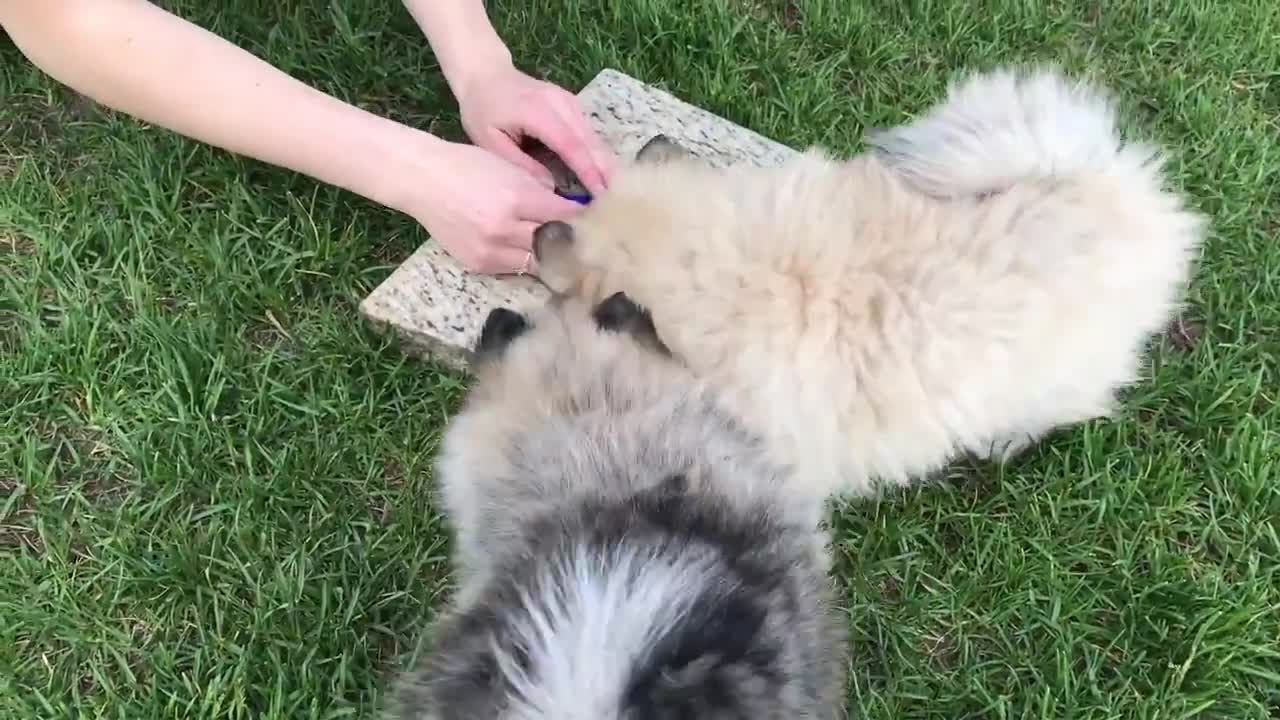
[405,137,585,275]
[454,62,614,195]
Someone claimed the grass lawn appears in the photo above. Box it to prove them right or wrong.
[3,0,1278,717]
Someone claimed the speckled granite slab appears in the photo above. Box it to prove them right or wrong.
[359,68,798,371]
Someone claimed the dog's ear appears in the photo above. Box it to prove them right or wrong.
[635,135,692,165]
[592,291,672,357]
[532,221,581,294]
[473,307,529,364]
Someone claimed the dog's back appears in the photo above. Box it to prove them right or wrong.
[394,483,845,720]
[531,65,1206,497]
[391,290,847,720]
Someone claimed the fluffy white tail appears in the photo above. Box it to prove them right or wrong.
[867,65,1159,198]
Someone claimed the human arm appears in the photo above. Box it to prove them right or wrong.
[0,0,584,273]
[399,0,514,103]
[401,0,614,194]
[0,0,427,219]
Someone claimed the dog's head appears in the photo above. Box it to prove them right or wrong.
[480,135,693,364]
[531,135,705,304]
[477,137,695,369]
[472,281,672,373]
[465,249,682,427]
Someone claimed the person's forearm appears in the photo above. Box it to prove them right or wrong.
[0,0,436,214]
[401,0,512,99]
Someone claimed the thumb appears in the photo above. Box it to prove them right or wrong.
[514,185,586,223]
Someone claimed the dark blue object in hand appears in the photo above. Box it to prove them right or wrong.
[556,190,592,205]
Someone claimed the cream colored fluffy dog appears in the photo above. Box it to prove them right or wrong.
[532,65,1207,499]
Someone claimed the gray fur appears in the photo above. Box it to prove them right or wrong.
[387,291,848,720]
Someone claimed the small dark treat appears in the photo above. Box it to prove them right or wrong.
[519,137,590,198]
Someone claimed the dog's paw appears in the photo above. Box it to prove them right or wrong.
[973,432,1040,463]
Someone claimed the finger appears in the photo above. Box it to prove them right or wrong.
[505,221,543,255]
[513,186,586,224]
[504,222,545,276]
[542,120,609,195]
[464,240,537,276]
[549,95,616,189]
[527,103,611,196]
[483,130,557,189]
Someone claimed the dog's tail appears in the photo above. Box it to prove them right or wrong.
[867,65,1160,198]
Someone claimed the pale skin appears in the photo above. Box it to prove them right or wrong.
[0,0,615,274]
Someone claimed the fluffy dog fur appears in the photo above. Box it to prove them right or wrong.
[532,65,1207,498]
[388,289,847,719]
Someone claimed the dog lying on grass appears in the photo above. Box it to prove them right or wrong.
[388,289,848,719]
[531,65,1207,498]
[386,63,1207,718]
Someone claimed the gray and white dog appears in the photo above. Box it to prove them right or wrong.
[387,244,848,719]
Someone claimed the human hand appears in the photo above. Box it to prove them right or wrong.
[406,136,586,275]
[453,62,614,196]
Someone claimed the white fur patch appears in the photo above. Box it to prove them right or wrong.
[496,545,715,719]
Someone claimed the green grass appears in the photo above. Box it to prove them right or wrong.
[2,0,1278,718]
